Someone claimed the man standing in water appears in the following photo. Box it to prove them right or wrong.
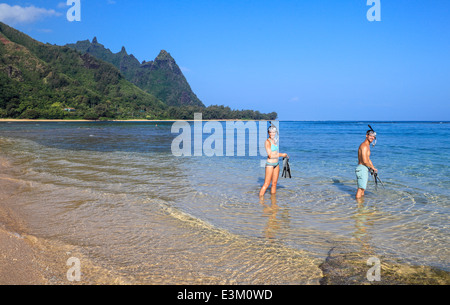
[355,128,378,199]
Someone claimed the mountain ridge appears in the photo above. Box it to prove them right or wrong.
[0,22,277,121]
[0,22,167,120]
[66,38,204,108]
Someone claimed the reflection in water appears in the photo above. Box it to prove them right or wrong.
[259,194,291,241]
[352,200,377,257]
[260,194,280,240]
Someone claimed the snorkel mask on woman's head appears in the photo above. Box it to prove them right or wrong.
[367,125,377,147]
[268,122,279,144]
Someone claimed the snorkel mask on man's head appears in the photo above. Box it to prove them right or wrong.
[367,125,377,147]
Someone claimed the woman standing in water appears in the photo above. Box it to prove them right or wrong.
[259,125,288,197]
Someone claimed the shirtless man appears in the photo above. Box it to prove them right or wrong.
[355,128,378,199]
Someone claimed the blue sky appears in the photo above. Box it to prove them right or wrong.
[1,0,449,121]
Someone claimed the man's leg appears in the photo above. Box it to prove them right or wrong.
[356,188,365,199]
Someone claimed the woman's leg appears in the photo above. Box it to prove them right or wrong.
[259,166,274,197]
[270,165,280,194]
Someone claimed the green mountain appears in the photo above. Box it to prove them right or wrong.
[0,22,277,120]
[0,22,166,120]
[66,38,205,107]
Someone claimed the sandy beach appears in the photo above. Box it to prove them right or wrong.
[0,155,128,285]
[0,176,47,284]
[0,226,51,284]
[0,157,65,284]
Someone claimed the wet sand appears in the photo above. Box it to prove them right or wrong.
[0,158,67,284]
[0,174,49,284]
[0,156,128,285]
[0,227,46,284]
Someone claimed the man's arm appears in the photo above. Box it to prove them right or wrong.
[361,145,377,171]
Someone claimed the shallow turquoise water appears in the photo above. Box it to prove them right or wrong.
[0,121,448,283]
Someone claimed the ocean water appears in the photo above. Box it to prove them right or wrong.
[0,121,448,284]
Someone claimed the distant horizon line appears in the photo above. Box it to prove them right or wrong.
[278,120,450,123]
[0,119,448,123]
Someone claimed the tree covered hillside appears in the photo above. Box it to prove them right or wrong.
[0,22,277,121]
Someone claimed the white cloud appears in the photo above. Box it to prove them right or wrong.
[57,2,68,9]
[0,3,62,25]
[37,28,53,33]
[180,66,191,73]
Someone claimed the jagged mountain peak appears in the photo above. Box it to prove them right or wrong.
[156,50,173,60]
[0,21,166,120]
[66,39,204,107]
